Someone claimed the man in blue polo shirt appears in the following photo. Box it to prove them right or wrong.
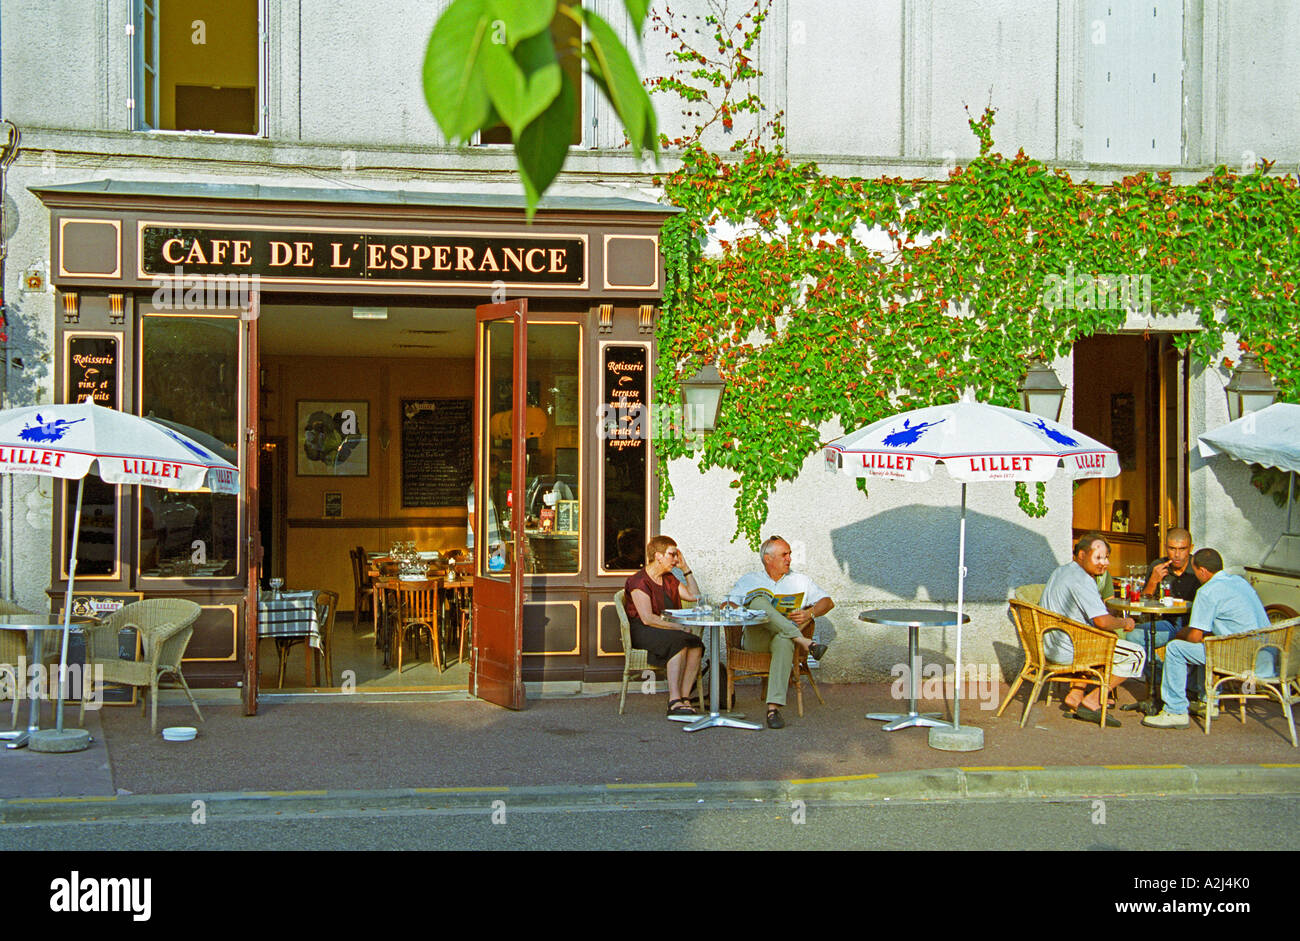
[1143,547,1269,729]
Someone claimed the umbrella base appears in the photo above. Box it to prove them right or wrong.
[28,728,93,753]
[928,723,984,752]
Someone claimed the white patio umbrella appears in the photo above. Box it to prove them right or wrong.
[1198,402,1300,565]
[0,399,239,750]
[824,399,1119,745]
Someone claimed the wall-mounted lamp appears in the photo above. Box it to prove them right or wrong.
[1224,350,1277,422]
[1017,357,1067,421]
[352,306,388,320]
[681,363,727,435]
[108,293,125,324]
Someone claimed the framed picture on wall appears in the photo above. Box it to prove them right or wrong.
[297,401,369,477]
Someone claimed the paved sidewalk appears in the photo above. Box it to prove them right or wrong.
[3,682,1298,812]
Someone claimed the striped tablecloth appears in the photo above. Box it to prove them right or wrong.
[257,590,321,649]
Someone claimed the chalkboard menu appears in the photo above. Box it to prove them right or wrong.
[401,398,472,507]
[1110,393,1136,472]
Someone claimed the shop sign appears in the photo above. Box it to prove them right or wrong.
[67,336,118,408]
[140,224,587,287]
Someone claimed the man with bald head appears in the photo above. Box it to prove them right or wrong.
[1126,527,1200,652]
[728,536,833,729]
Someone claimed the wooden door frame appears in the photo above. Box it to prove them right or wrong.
[471,299,528,710]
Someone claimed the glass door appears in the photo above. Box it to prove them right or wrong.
[472,300,527,709]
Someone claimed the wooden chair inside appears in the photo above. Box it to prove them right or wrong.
[723,619,824,718]
[392,581,442,674]
[996,599,1118,729]
[274,589,339,688]
[1204,617,1300,747]
[349,546,374,630]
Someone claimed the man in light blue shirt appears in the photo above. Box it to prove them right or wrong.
[1143,547,1269,729]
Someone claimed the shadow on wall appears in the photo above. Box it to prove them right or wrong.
[830,504,1059,603]
[2,296,51,407]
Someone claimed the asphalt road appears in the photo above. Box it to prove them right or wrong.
[4,793,1295,852]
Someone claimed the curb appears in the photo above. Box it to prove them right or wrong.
[3,764,1298,824]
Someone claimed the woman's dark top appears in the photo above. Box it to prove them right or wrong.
[623,568,703,666]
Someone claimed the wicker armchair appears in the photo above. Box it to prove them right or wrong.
[1204,617,1300,747]
[79,599,203,733]
[997,599,1119,730]
[274,590,339,688]
[0,599,37,729]
[723,618,824,718]
[613,590,703,715]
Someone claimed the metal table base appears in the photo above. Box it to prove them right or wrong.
[861,608,968,732]
[667,612,763,732]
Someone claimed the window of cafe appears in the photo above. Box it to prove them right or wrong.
[138,312,241,580]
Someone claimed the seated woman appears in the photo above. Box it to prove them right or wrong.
[624,535,705,717]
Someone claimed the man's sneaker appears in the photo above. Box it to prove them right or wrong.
[1142,709,1190,729]
[1188,699,1219,719]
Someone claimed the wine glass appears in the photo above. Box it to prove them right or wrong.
[269,577,284,598]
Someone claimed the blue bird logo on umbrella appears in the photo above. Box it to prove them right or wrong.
[161,428,215,461]
[18,415,86,443]
[1022,418,1079,447]
[881,418,945,447]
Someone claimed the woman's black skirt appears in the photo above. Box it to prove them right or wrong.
[629,619,704,667]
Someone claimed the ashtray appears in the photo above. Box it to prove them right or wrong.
[161,726,197,742]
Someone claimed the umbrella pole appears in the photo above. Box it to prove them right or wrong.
[954,483,966,729]
[54,476,84,732]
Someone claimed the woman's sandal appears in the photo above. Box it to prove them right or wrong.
[667,698,697,717]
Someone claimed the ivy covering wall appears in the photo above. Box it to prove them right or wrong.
[648,1,1300,548]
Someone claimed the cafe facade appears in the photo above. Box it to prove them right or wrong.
[29,179,677,712]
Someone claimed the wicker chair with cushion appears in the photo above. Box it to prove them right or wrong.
[996,599,1119,730]
[79,599,203,733]
[723,618,825,718]
[1204,617,1300,747]
[274,589,339,688]
[613,589,703,715]
[0,599,37,729]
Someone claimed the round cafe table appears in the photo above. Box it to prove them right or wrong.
[860,607,970,731]
[0,614,91,750]
[666,608,767,732]
[1105,595,1190,716]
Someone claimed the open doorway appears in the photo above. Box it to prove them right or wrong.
[254,300,477,692]
[1072,334,1188,575]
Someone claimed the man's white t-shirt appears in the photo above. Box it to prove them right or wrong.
[729,570,829,616]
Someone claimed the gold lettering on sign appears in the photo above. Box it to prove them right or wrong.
[162,239,185,264]
[456,246,474,270]
[502,247,525,271]
[389,244,409,270]
[479,248,500,272]
[367,243,388,270]
[525,248,546,273]
[433,246,452,270]
[294,241,313,266]
[411,245,431,269]
[269,241,293,266]
[330,242,352,269]
[549,248,567,273]
[233,240,252,265]
[184,241,208,265]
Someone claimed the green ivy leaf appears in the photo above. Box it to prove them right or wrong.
[422,0,495,143]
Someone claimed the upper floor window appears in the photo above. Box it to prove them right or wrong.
[132,0,265,135]
[477,3,583,146]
